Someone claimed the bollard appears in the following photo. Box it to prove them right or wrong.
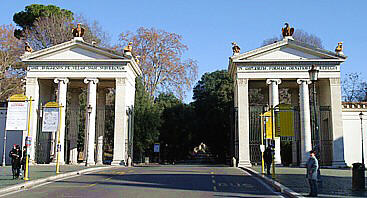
[352,163,365,190]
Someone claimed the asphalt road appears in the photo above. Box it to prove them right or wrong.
[3,165,284,198]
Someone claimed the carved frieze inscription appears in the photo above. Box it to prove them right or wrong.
[238,65,338,72]
[28,65,126,72]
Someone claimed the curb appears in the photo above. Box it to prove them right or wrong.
[240,167,304,198]
[0,166,117,195]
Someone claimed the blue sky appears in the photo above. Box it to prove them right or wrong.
[1,0,366,102]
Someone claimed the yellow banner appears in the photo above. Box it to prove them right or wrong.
[263,111,273,139]
[277,104,295,137]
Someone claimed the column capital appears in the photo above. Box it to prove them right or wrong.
[296,79,311,85]
[236,78,248,86]
[26,77,37,85]
[84,78,99,84]
[115,78,126,86]
[54,78,69,84]
[266,79,281,85]
[329,77,341,85]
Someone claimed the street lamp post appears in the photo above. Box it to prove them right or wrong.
[309,64,322,186]
[85,104,92,166]
[359,112,364,166]
[308,65,320,153]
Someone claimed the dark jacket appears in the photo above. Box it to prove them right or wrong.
[263,147,272,164]
[9,148,22,166]
[306,155,319,180]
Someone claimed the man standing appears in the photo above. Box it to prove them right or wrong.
[306,150,319,197]
[9,145,22,179]
[263,146,273,175]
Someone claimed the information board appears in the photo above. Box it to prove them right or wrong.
[154,143,160,153]
[6,101,28,131]
[42,108,59,132]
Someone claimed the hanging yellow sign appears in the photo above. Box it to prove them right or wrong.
[262,111,273,139]
[276,104,295,137]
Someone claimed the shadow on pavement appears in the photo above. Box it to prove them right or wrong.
[54,173,278,196]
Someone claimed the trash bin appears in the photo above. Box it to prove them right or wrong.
[352,163,365,190]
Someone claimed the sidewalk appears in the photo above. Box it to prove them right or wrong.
[251,166,367,197]
[0,165,96,188]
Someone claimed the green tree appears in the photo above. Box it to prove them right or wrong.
[192,70,234,162]
[133,78,161,162]
[13,4,73,38]
[156,93,198,162]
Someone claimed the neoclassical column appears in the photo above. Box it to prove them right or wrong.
[54,78,69,165]
[112,78,127,165]
[68,88,81,164]
[84,78,98,166]
[266,79,282,164]
[25,77,39,164]
[297,79,312,166]
[96,88,107,165]
[236,78,251,167]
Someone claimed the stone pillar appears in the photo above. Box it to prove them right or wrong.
[236,78,251,167]
[54,78,69,165]
[266,79,282,164]
[84,78,99,166]
[112,78,127,165]
[25,77,39,164]
[96,88,106,165]
[68,88,81,164]
[297,79,312,166]
[328,78,347,167]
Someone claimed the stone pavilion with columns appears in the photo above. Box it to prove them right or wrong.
[229,26,347,168]
[21,36,141,166]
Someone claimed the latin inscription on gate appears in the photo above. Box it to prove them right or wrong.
[28,65,126,72]
[238,65,338,71]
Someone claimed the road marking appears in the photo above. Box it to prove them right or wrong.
[104,177,112,181]
[88,183,96,187]
[211,175,215,178]
[213,186,217,191]
[212,179,216,184]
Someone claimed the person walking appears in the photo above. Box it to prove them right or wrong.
[263,146,273,176]
[9,145,22,179]
[306,150,319,197]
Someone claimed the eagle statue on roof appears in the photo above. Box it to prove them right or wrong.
[282,23,294,37]
[72,23,85,37]
[232,42,240,55]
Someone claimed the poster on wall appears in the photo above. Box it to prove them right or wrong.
[5,101,28,131]
[42,108,59,132]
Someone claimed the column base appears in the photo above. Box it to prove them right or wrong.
[86,163,95,166]
[96,161,103,165]
[111,160,126,166]
[238,160,252,168]
[332,160,347,168]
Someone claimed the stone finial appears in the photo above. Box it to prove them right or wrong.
[124,42,133,56]
[335,42,344,55]
[72,23,85,38]
[282,23,294,38]
[24,42,33,53]
[232,42,240,55]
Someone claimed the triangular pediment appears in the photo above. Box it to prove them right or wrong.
[232,38,346,62]
[21,38,125,61]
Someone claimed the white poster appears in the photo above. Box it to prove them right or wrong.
[6,101,29,131]
[42,108,59,132]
